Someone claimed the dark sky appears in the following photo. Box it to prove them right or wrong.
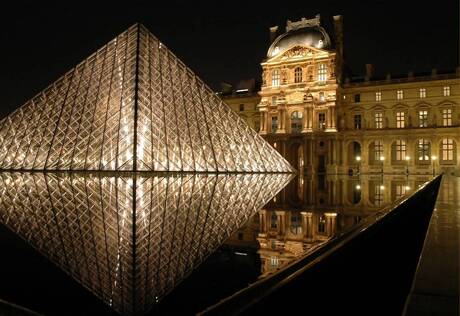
[0,0,458,118]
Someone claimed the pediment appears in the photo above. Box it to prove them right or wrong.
[267,45,329,63]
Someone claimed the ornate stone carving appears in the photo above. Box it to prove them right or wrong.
[282,46,313,59]
[286,15,321,32]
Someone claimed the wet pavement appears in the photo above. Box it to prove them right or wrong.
[404,176,460,316]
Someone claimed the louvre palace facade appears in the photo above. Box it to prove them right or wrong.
[223,15,460,176]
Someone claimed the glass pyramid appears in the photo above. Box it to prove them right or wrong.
[0,24,293,173]
[0,172,293,315]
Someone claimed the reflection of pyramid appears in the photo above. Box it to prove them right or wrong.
[0,172,293,315]
[0,24,293,172]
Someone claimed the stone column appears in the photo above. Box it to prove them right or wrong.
[260,110,267,134]
[276,107,286,134]
[259,210,267,233]
[325,213,337,237]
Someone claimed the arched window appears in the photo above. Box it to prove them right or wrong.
[290,111,303,134]
[417,139,430,161]
[441,138,454,161]
[272,69,280,87]
[318,64,327,82]
[294,67,303,83]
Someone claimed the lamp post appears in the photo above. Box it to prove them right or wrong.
[405,156,410,175]
[431,155,437,177]
[356,156,361,175]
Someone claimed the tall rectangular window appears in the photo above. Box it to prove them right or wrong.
[354,114,362,130]
[419,88,426,98]
[239,104,244,111]
[294,67,303,83]
[396,185,407,199]
[418,139,430,161]
[318,64,327,82]
[318,113,326,130]
[443,109,452,126]
[271,96,277,106]
[396,111,405,128]
[374,185,383,206]
[374,140,383,161]
[396,140,406,161]
[375,112,383,129]
[375,91,382,101]
[419,110,428,127]
[354,94,361,103]
[271,116,278,133]
[442,138,454,161]
[443,86,451,96]
[397,90,404,100]
[272,69,280,87]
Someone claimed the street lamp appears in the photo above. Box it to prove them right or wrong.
[405,156,410,175]
[379,156,385,174]
[356,156,361,175]
[431,155,437,177]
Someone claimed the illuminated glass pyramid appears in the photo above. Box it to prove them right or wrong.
[0,172,293,315]
[0,24,293,173]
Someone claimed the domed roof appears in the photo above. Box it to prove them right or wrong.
[267,25,331,58]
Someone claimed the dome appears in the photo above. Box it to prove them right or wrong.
[267,26,331,58]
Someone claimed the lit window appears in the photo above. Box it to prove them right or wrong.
[396,140,406,161]
[397,90,404,100]
[419,110,428,127]
[442,109,452,126]
[419,88,426,98]
[271,116,278,133]
[441,138,454,161]
[291,111,303,134]
[354,114,362,130]
[318,64,327,82]
[375,112,383,129]
[444,86,451,96]
[374,185,383,206]
[272,69,280,87]
[318,215,326,233]
[318,113,326,130]
[354,94,361,103]
[270,256,279,267]
[396,185,407,199]
[375,91,382,101]
[294,67,303,83]
[374,140,383,161]
[239,104,244,111]
[319,92,325,102]
[417,139,430,161]
[396,111,405,128]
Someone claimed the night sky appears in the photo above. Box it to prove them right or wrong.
[0,1,458,119]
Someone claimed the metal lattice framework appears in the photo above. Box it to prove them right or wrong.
[0,24,293,173]
[0,172,292,315]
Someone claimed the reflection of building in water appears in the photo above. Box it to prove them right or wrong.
[222,15,460,175]
[228,174,431,276]
[0,172,291,316]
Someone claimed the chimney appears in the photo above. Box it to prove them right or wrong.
[365,64,374,81]
[431,68,437,77]
[333,15,344,84]
[386,74,391,81]
[408,71,414,79]
[269,26,279,44]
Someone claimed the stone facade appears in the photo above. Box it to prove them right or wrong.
[223,15,460,176]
